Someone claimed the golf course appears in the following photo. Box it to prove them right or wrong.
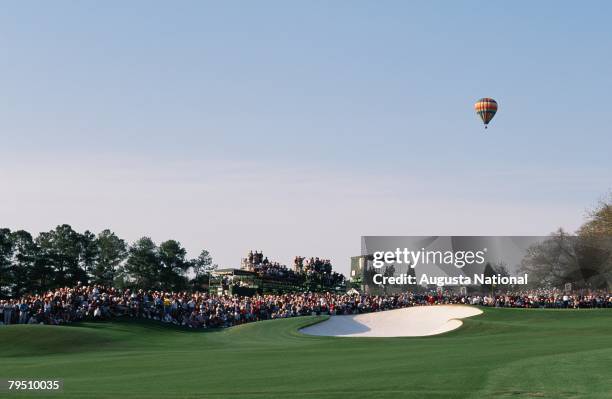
[1,307,611,399]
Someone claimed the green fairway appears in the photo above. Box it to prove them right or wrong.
[1,308,612,399]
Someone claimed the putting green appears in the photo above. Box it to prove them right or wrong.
[1,308,611,398]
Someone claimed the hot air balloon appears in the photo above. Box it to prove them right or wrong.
[475,98,498,129]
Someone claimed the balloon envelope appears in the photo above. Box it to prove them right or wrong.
[475,98,498,127]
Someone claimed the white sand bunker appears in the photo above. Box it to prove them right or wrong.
[300,305,482,337]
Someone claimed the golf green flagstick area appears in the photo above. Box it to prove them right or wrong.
[1,308,611,399]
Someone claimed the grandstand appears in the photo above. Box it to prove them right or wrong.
[208,251,346,295]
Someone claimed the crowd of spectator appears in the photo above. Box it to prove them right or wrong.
[470,288,612,309]
[242,251,301,281]
[294,256,344,287]
[294,256,333,274]
[1,285,610,328]
[241,251,345,287]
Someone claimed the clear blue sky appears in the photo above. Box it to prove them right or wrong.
[1,1,610,272]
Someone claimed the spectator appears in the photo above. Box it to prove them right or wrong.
[2,285,610,328]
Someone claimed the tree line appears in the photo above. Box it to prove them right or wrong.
[520,197,612,290]
[0,224,216,298]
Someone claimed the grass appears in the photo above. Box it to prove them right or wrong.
[1,308,612,398]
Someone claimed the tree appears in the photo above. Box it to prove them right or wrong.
[123,237,161,289]
[158,240,190,291]
[36,224,88,287]
[381,264,395,295]
[575,197,612,289]
[482,262,497,294]
[92,230,127,286]
[573,238,612,290]
[80,230,99,281]
[10,230,45,296]
[362,265,379,294]
[519,229,578,288]
[493,262,511,278]
[491,261,517,291]
[0,228,14,297]
[578,195,612,238]
[190,249,216,289]
[518,197,612,291]
[192,249,216,277]
[519,228,612,290]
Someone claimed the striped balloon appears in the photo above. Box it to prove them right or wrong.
[475,98,498,128]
